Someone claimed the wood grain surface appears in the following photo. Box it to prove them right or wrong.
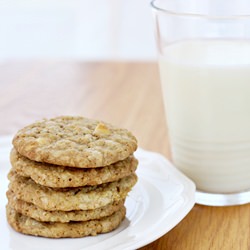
[1,61,249,250]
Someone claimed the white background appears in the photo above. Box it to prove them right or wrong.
[0,0,157,61]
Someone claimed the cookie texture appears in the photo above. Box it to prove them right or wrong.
[7,190,125,223]
[7,115,139,238]
[10,148,138,188]
[8,171,137,211]
[6,204,126,238]
[12,116,137,168]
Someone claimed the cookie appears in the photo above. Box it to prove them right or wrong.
[8,171,137,211]
[10,148,138,188]
[12,116,137,168]
[7,190,124,223]
[6,204,126,238]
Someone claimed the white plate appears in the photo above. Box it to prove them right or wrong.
[0,136,195,250]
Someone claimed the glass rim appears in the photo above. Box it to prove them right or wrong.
[150,0,250,20]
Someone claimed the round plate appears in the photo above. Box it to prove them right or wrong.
[0,136,195,250]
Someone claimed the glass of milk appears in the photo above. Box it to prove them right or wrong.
[151,0,250,206]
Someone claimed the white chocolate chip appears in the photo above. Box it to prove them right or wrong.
[93,123,111,136]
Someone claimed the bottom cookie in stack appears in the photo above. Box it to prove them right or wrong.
[6,203,126,238]
[6,116,139,238]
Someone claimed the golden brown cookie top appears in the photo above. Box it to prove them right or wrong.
[12,116,138,168]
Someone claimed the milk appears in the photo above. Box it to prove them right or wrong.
[159,39,250,193]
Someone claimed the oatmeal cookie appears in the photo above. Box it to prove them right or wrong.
[10,148,138,188]
[8,171,137,211]
[7,190,125,223]
[12,116,137,168]
[6,204,126,238]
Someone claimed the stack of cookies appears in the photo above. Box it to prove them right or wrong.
[6,116,138,238]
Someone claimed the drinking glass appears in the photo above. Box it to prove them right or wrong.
[151,0,250,206]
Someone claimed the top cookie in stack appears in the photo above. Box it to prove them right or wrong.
[6,116,138,238]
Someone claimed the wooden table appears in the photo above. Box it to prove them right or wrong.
[1,61,249,250]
